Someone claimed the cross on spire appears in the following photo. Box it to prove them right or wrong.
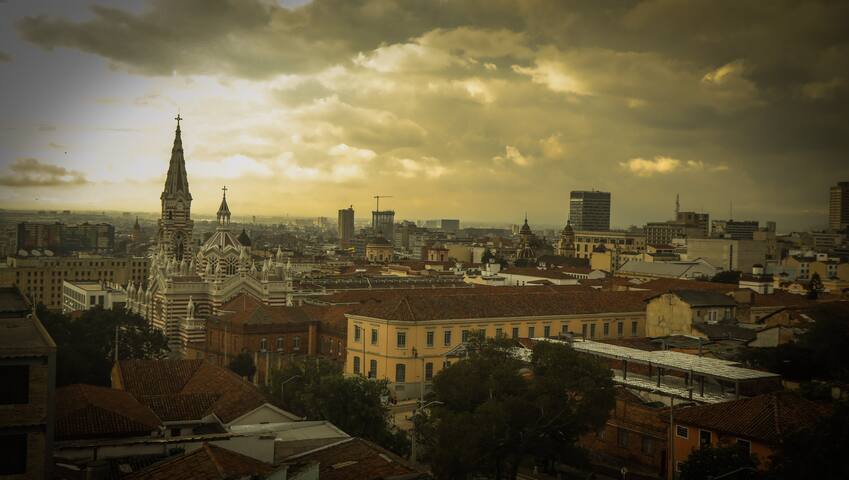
[175,114,182,128]
[222,185,228,198]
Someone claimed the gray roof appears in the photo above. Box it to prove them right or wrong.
[669,290,738,307]
[619,260,716,279]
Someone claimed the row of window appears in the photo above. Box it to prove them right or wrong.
[351,357,449,383]
[676,425,751,452]
[355,320,640,349]
[258,336,300,352]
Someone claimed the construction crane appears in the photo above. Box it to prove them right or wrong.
[373,195,393,212]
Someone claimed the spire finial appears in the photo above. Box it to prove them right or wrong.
[222,185,227,198]
[175,113,182,129]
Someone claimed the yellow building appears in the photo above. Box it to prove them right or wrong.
[645,290,737,337]
[344,290,648,400]
[574,230,646,260]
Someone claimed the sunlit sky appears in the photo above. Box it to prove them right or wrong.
[1,0,848,230]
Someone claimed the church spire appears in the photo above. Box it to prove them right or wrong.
[162,114,191,200]
[217,185,231,226]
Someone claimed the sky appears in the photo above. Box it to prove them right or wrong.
[1,0,848,231]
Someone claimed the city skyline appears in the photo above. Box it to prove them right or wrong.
[2,1,848,230]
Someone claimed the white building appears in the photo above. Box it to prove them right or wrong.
[62,280,128,313]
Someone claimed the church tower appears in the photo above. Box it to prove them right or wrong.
[158,115,194,261]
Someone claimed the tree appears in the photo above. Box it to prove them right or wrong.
[38,305,169,386]
[678,444,758,480]
[415,334,614,480]
[711,270,741,284]
[268,357,410,456]
[228,352,257,379]
[767,401,849,480]
[807,272,824,299]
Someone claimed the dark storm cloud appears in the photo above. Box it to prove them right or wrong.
[0,158,88,186]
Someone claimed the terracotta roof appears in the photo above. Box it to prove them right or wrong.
[283,437,421,480]
[635,278,736,293]
[351,290,648,322]
[139,393,220,422]
[502,266,589,279]
[56,384,161,440]
[674,392,828,444]
[218,294,312,325]
[124,443,275,480]
[114,360,269,424]
[309,284,592,306]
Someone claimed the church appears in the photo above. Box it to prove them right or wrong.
[126,116,298,354]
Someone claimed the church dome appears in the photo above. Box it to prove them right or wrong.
[519,217,532,236]
[237,228,252,246]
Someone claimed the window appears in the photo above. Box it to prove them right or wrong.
[462,329,470,343]
[426,331,434,347]
[603,323,610,336]
[543,325,550,337]
[276,337,284,351]
[443,360,452,369]
[369,360,377,378]
[0,434,26,474]
[700,430,712,448]
[617,428,629,447]
[617,321,624,337]
[495,327,503,337]
[512,327,519,339]
[354,325,362,342]
[737,439,751,453]
[371,329,378,345]
[293,336,301,350]
[676,425,689,439]
[425,362,434,381]
[527,326,535,338]
[641,436,654,455]
[170,427,181,437]
[395,364,406,383]
[444,330,452,346]
[631,320,638,336]
[582,323,588,337]
[590,323,596,338]
[561,323,569,334]
[353,356,361,374]
[0,366,29,405]
[397,332,407,348]
[260,338,267,352]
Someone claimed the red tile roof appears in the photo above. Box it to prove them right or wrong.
[282,438,421,480]
[56,384,161,440]
[124,443,275,480]
[674,392,828,444]
[351,290,648,322]
[218,294,313,325]
[114,360,269,424]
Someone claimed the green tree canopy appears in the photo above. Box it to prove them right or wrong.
[767,401,849,480]
[228,352,257,379]
[678,444,758,480]
[416,335,614,480]
[711,270,742,284]
[268,357,409,456]
[38,305,169,386]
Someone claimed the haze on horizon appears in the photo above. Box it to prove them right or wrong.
[1,0,848,231]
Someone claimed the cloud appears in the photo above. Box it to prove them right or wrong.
[493,145,532,166]
[801,77,847,100]
[512,60,587,95]
[394,156,447,179]
[0,158,88,186]
[620,156,728,177]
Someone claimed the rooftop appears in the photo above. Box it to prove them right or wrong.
[282,437,423,480]
[56,384,162,440]
[674,392,828,444]
[0,286,32,317]
[123,443,275,480]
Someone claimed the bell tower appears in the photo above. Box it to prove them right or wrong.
[157,114,194,261]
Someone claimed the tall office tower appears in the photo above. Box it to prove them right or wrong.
[569,190,611,231]
[337,206,355,247]
[440,219,460,233]
[372,210,395,241]
[830,181,849,231]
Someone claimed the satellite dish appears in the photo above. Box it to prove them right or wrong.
[31,250,42,256]
[44,250,54,256]
[18,249,28,257]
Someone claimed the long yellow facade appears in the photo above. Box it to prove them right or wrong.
[345,312,646,400]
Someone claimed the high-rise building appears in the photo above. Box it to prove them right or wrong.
[440,219,460,233]
[372,210,395,241]
[711,220,759,240]
[15,222,115,254]
[337,206,355,247]
[569,190,611,231]
[830,181,849,231]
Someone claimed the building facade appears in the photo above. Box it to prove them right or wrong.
[569,190,611,231]
[344,291,647,400]
[371,210,395,243]
[830,181,849,231]
[61,280,128,313]
[337,206,355,248]
[574,230,646,260]
[0,255,149,310]
[686,238,768,272]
